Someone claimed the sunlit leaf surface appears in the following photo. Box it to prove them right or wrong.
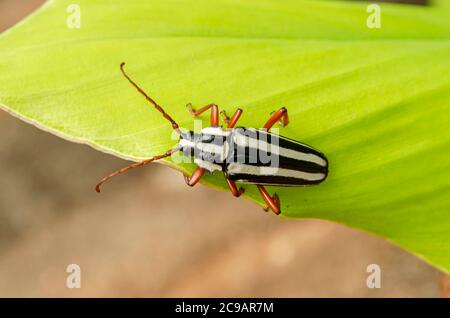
[0,0,449,272]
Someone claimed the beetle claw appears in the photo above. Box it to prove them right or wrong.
[220,110,230,124]
[186,103,195,116]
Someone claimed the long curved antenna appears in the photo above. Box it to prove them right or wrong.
[120,62,181,134]
[95,147,179,193]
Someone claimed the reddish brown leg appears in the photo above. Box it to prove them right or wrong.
[263,107,289,131]
[184,167,205,187]
[225,177,245,197]
[220,108,243,128]
[187,103,219,126]
[257,185,281,215]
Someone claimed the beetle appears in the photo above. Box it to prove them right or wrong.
[95,63,328,215]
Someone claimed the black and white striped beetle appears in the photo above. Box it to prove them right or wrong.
[96,63,328,215]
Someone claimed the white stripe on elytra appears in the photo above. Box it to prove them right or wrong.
[226,163,326,181]
[246,128,316,151]
[233,131,327,167]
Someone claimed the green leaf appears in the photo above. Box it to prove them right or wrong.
[0,0,449,273]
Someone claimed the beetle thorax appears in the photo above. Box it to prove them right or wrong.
[178,127,230,172]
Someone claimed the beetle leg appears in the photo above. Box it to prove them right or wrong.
[184,167,205,187]
[257,185,281,215]
[263,107,289,131]
[186,103,219,126]
[221,108,243,128]
[225,176,245,197]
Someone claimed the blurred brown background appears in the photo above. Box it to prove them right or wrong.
[0,0,445,297]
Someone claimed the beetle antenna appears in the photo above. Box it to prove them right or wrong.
[95,146,180,193]
[120,62,181,134]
